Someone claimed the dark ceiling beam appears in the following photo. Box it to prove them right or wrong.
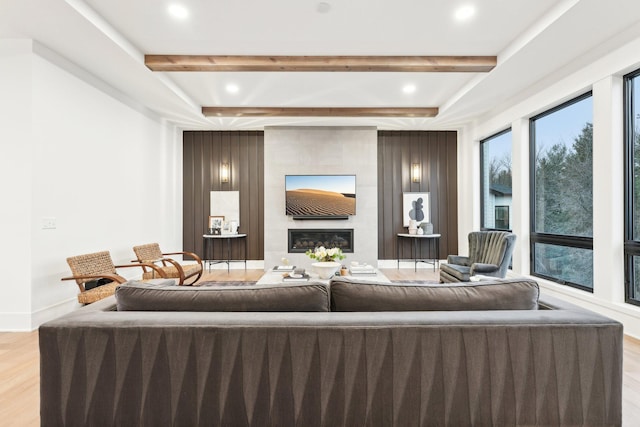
[146,55,496,72]
[201,107,439,118]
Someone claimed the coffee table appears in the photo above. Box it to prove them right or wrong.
[256,269,391,286]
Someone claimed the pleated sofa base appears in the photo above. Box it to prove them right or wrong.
[39,294,622,427]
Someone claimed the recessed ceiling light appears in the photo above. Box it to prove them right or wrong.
[168,4,189,20]
[403,84,416,94]
[226,83,239,94]
[454,5,475,21]
[317,2,331,13]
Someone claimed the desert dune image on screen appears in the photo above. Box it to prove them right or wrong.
[285,175,356,216]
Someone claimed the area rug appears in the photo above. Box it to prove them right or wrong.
[197,280,440,286]
[196,281,257,287]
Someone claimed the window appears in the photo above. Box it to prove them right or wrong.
[624,69,640,306]
[495,206,510,229]
[480,129,512,231]
[530,93,593,291]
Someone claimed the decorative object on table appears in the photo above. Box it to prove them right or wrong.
[305,246,346,262]
[282,273,310,282]
[408,219,418,235]
[208,215,224,235]
[403,192,430,226]
[221,220,239,235]
[420,222,434,235]
[273,265,296,272]
[305,246,345,279]
[312,261,341,279]
[350,263,376,275]
[282,271,310,282]
[417,227,424,235]
[340,265,349,276]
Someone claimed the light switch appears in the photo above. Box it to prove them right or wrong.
[42,217,56,229]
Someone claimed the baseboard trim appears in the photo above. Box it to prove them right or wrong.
[0,297,79,332]
[31,298,79,330]
[0,312,32,332]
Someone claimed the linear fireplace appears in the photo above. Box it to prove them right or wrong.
[288,229,354,253]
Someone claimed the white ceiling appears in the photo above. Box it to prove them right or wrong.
[2,0,640,130]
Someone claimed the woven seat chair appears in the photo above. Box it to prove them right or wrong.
[62,250,164,304]
[132,243,203,285]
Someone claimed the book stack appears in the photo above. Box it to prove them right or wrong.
[282,267,308,281]
[349,265,376,275]
[273,265,295,272]
[282,273,310,282]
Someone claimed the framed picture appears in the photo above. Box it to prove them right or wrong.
[208,215,224,230]
[403,192,430,226]
[210,191,239,226]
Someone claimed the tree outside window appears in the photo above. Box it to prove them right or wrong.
[530,93,593,291]
[481,129,512,231]
[624,69,640,306]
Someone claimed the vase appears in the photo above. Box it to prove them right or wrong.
[312,261,341,279]
[420,222,434,235]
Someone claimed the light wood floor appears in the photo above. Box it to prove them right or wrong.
[2,269,638,426]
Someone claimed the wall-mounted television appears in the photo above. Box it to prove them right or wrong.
[285,175,356,219]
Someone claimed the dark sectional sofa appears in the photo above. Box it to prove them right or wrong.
[39,277,623,426]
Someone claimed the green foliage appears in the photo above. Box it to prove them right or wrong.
[534,122,593,288]
[489,154,512,187]
[633,130,640,240]
[535,123,593,237]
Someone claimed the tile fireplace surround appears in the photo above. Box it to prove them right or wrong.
[263,127,378,268]
[288,229,354,253]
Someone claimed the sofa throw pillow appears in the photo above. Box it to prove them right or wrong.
[329,277,539,311]
[115,281,330,312]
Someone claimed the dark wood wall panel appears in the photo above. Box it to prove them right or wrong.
[183,131,264,260]
[183,130,456,263]
[378,131,458,260]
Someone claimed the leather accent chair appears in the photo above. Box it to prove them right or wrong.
[440,231,516,282]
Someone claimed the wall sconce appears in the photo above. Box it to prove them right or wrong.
[411,163,421,183]
[220,162,230,183]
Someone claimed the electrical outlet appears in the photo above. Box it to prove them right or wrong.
[42,217,57,229]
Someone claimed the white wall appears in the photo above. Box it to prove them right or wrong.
[458,35,640,338]
[264,127,378,270]
[0,40,33,329]
[0,40,182,331]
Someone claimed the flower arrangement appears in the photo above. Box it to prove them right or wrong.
[305,246,346,262]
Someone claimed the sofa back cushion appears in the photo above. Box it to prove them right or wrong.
[115,281,330,312]
[329,277,539,311]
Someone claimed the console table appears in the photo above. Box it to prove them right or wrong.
[202,233,247,273]
[397,233,441,272]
